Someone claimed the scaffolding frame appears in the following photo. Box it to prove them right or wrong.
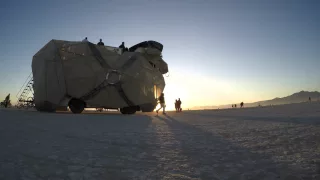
[16,73,35,109]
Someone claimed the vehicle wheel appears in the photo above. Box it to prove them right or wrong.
[35,101,56,112]
[120,106,137,115]
[68,98,85,114]
[120,108,127,114]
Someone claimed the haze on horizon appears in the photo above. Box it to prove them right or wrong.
[1,0,320,110]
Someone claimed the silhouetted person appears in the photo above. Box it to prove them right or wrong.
[232,105,234,108]
[240,102,244,108]
[82,37,88,42]
[156,93,166,114]
[235,104,237,108]
[119,42,127,53]
[175,99,178,112]
[309,97,311,102]
[119,42,125,49]
[97,39,104,46]
[177,98,182,112]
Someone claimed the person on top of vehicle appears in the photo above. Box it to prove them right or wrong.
[119,42,125,49]
[97,39,104,46]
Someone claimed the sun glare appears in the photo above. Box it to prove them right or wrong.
[160,70,261,110]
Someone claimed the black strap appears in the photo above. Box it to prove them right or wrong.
[87,42,110,69]
[122,55,136,70]
[80,81,108,101]
[79,46,138,107]
[114,83,135,107]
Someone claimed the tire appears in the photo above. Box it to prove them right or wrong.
[68,99,85,114]
[120,108,127,114]
[35,101,56,112]
[120,106,137,115]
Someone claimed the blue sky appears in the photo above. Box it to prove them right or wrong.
[1,0,320,109]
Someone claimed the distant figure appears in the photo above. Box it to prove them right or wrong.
[97,39,104,46]
[240,102,244,108]
[232,105,234,108]
[156,93,166,114]
[175,99,178,112]
[177,98,182,112]
[235,104,237,108]
[82,37,88,42]
[119,42,126,53]
[119,42,125,49]
[309,97,311,102]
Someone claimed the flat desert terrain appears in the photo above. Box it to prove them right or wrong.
[0,102,319,180]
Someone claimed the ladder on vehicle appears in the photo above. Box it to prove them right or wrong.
[16,73,35,109]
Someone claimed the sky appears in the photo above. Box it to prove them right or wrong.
[1,0,320,110]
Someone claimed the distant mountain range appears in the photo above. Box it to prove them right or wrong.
[193,91,320,110]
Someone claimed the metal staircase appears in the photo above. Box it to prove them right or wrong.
[16,73,35,109]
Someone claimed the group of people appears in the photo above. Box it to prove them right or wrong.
[82,37,129,52]
[82,37,105,46]
[155,93,183,115]
[175,98,182,112]
[232,102,244,108]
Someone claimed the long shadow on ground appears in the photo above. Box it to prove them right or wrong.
[156,115,314,180]
[0,110,159,180]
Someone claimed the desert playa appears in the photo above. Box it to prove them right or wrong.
[0,102,319,179]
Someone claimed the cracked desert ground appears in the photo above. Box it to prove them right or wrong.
[0,102,319,180]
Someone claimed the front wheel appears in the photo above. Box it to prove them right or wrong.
[120,106,137,115]
[68,98,86,114]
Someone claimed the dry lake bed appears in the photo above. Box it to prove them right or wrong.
[0,102,320,180]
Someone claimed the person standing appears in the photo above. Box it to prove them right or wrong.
[177,98,182,112]
[119,42,126,53]
[97,39,104,46]
[82,37,88,42]
[175,99,178,112]
[119,42,125,49]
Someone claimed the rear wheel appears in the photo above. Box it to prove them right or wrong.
[120,106,137,115]
[68,98,86,114]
